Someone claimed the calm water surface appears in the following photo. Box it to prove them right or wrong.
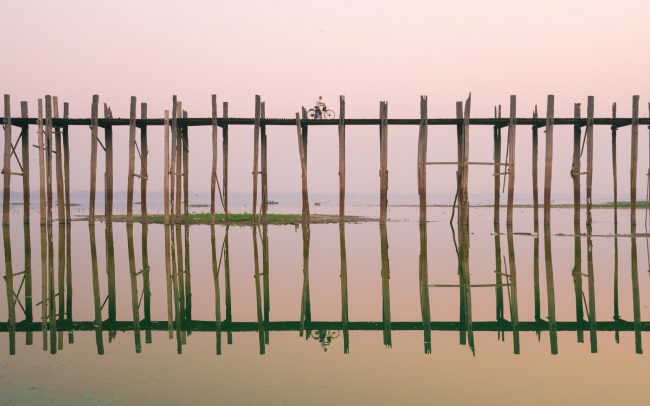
[1,205,649,405]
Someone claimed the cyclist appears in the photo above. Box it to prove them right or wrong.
[314,96,326,119]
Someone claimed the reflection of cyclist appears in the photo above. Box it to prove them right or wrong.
[314,96,326,118]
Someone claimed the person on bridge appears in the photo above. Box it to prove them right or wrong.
[314,96,326,118]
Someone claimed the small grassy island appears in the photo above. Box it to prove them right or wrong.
[88,212,372,225]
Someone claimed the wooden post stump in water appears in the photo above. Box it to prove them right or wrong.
[127,96,137,221]
[417,95,428,224]
[631,95,639,226]
[379,101,389,224]
[586,96,594,226]
[2,95,11,225]
[140,103,148,221]
[338,95,346,220]
[20,102,30,224]
[506,95,517,226]
[543,95,554,226]
[89,95,99,222]
[572,103,581,226]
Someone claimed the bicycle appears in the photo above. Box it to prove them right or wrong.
[307,106,336,119]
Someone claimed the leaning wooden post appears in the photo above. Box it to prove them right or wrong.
[460,94,471,225]
[631,95,640,226]
[45,95,54,224]
[88,95,99,222]
[210,95,218,221]
[611,103,618,225]
[572,103,581,226]
[506,95,517,226]
[37,99,46,225]
[103,104,113,222]
[163,110,170,225]
[140,103,148,221]
[126,96,136,221]
[261,101,268,221]
[493,105,502,225]
[20,102,30,224]
[379,101,389,224]
[222,102,229,217]
[532,106,539,227]
[543,95,554,226]
[338,95,346,220]
[62,103,71,223]
[252,95,261,222]
[53,97,65,223]
[586,96,594,226]
[2,94,11,225]
[417,95,428,224]
[296,113,309,220]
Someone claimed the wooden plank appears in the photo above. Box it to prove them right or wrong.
[20,102,30,224]
[45,96,53,224]
[611,103,618,225]
[103,104,113,222]
[631,95,639,226]
[379,101,389,224]
[62,103,70,223]
[417,95,428,224]
[252,95,261,222]
[261,101,268,220]
[210,95,217,221]
[222,102,229,218]
[506,95,517,226]
[572,103,581,226]
[532,106,538,226]
[494,105,502,225]
[296,112,309,220]
[2,94,10,225]
[543,95,554,225]
[140,103,148,221]
[88,95,99,222]
[126,96,136,221]
[37,99,46,225]
[163,110,170,225]
[53,97,65,223]
[338,95,346,220]
[586,96,594,226]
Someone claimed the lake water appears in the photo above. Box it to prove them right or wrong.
[1,204,650,405]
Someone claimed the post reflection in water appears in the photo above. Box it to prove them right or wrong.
[340,223,350,354]
[380,223,392,348]
[418,223,431,354]
[89,223,104,354]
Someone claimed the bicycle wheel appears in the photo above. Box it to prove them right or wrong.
[307,109,316,119]
[324,110,335,119]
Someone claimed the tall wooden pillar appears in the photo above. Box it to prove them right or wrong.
[210,95,218,221]
[506,95,517,226]
[631,95,639,226]
[531,106,538,227]
[586,96,594,226]
[460,94,471,225]
[252,95,261,222]
[379,101,389,224]
[2,95,10,225]
[103,104,113,222]
[126,96,136,220]
[296,113,309,220]
[37,99,46,225]
[53,97,65,223]
[338,96,346,220]
[572,103,581,226]
[611,103,618,225]
[88,95,99,222]
[62,103,71,223]
[494,105,502,225]
[261,101,268,220]
[543,95,554,226]
[45,95,53,224]
[222,102,229,217]
[140,103,148,221]
[20,102,30,224]
[163,110,170,224]
[417,96,428,224]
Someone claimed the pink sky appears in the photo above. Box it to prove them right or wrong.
[2,0,650,201]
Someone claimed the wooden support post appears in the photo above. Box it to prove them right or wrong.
[586,96,594,226]
[506,95,517,226]
[175,102,182,220]
[379,101,389,224]
[543,95,554,226]
[63,103,70,223]
[460,94,471,225]
[252,95,261,222]
[20,102,29,224]
[45,96,53,224]
[494,105,502,225]
[2,94,10,225]
[301,107,308,166]
[182,110,189,218]
[163,110,170,225]
[222,102,229,217]
[210,95,218,221]
[261,101,268,221]
[53,97,65,223]
[140,103,148,221]
[37,99,46,225]
[338,95,346,220]
[455,101,463,226]
[417,95,428,224]
[611,103,618,225]
[296,112,309,220]
[126,97,136,220]
[88,95,99,222]
[631,95,640,226]
[103,104,113,222]
[532,106,538,227]
[169,97,177,222]
[572,103,581,226]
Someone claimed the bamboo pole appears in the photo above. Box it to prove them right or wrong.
[163,110,170,224]
[338,95,346,220]
[126,96,136,221]
[210,95,217,222]
[572,103,581,226]
[53,97,65,223]
[631,95,640,226]
[103,104,114,222]
[88,95,99,222]
[261,101,268,221]
[417,95,428,224]
[586,96,594,226]
[63,103,70,223]
[494,105,502,225]
[45,96,53,224]
[296,113,309,220]
[37,99,46,225]
[611,103,618,225]
[222,102,229,218]
[20,102,29,224]
[379,101,389,224]
[252,95,261,223]
[506,95,517,226]
[2,95,11,225]
[140,102,148,221]
[532,106,539,227]
[543,95,555,225]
